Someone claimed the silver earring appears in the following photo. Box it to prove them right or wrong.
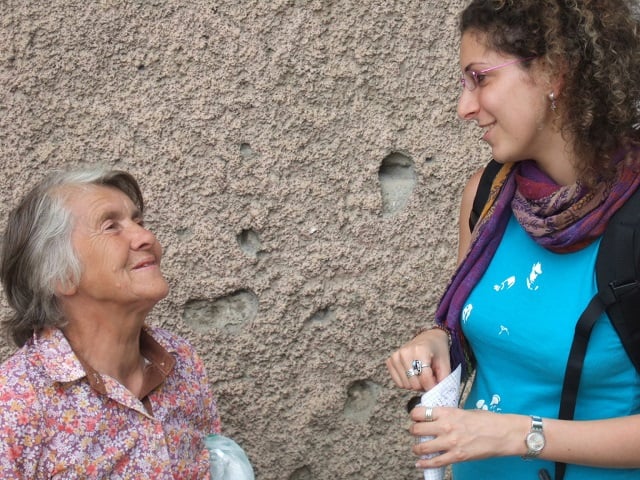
[548,92,557,111]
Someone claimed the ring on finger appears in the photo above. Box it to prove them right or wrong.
[424,407,434,422]
[411,359,431,376]
[406,369,417,378]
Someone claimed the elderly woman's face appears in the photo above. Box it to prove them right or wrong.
[63,185,169,311]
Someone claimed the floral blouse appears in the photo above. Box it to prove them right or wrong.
[0,325,221,479]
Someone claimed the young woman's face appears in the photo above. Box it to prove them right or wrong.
[457,31,555,164]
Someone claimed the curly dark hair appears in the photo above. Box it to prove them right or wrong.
[460,0,640,183]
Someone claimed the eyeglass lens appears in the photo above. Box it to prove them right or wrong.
[459,57,535,91]
[460,71,478,91]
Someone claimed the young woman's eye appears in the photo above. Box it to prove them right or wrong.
[475,73,488,85]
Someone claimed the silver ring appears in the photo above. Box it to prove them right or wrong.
[411,360,431,375]
[425,407,434,422]
[406,369,417,378]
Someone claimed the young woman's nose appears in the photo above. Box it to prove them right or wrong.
[457,88,479,120]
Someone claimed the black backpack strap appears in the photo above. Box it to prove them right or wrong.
[595,187,640,372]
[555,186,640,480]
[554,292,609,480]
[469,159,502,232]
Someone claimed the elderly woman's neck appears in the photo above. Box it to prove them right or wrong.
[62,310,150,396]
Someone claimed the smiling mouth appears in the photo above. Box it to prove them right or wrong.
[132,258,157,270]
[479,122,495,140]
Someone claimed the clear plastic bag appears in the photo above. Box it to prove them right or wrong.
[205,434,255,480]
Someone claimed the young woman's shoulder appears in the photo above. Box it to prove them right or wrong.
[457,167,485,262]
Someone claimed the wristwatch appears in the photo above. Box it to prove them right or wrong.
[523,415,545,459]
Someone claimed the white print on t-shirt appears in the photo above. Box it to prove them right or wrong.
[462,303,473,324]
[476,394,502,412]
[526,262,543,291]
[493,275,516,292]
[498,325,510,336]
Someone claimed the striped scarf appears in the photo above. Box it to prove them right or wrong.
[436,147,640,379]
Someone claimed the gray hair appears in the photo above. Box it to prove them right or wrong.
[1,168,144,347]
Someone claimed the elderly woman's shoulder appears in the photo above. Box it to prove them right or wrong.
[0,339,41,373]
[0,344,45,404]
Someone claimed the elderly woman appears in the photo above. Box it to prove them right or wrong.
[0,168,220,478]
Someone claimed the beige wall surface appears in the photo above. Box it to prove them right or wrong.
[0,1,488,478]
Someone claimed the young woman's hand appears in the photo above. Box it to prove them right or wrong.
[386,329,452,391]
[409,406,528,468]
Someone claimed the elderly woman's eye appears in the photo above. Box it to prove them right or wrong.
[102,221,118,231]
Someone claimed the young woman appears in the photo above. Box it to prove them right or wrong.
[386,1,640,478]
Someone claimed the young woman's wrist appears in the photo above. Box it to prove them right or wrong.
[507,414,537,458]
[414,324,452,348]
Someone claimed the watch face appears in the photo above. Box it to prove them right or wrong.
[526,431,545,452]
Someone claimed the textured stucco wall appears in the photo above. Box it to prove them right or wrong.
[0,1,488,479]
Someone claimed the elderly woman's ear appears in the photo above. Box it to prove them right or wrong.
[55,278,77,297]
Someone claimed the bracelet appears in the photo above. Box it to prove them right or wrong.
[414,324,452,348]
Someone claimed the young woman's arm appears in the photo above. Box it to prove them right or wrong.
[457,168,483,264]
[410,407,640,469]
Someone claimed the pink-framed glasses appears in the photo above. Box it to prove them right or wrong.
[460,57,535,91]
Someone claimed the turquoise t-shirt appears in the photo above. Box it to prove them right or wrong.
[453,214,640,479]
